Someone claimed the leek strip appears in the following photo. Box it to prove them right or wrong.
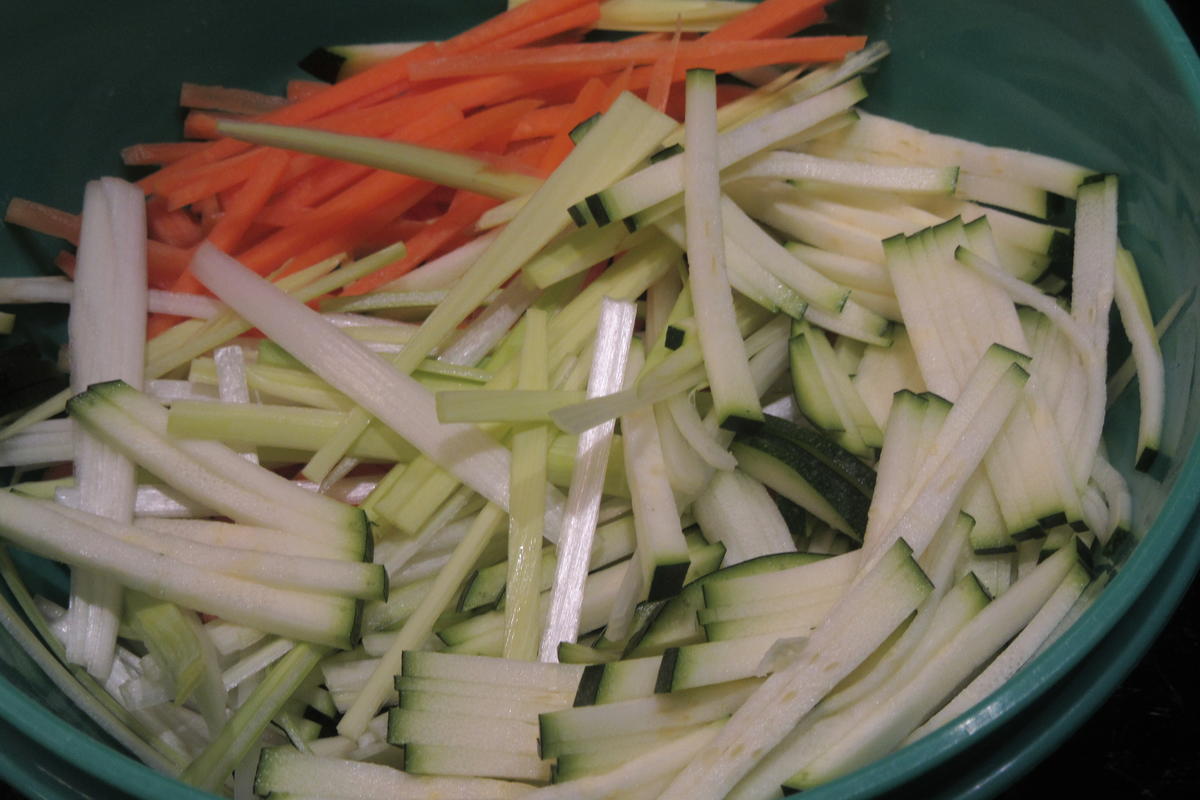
[213,344,258,463]
[0,277,221,318]
[382,229,500,292]
[338,503,508,739]
[540,298,638,661]
[181,642,329,791]
[65,177,147,678]
[188,359,355,411]
[303,94,676,481]
[146,242,399,379]
[437,275,541,367]
[222,637,296,691]
[505,308,550,661]
[190,243,522,514]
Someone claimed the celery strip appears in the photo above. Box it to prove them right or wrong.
[218,118,543,200]
[505,307,550,661]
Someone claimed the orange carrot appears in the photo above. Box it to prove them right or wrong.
[407,37,869,82]
[227,99,537,280]
[139,1,597,192]
[54,250,76,279]
[287,80,327,101]
[4,197,82,242]
[342,190,499,295]
[646,26,684,113]
[121,141,207,167]
[483,2,602,52]
[538,76,608,172]
[703,0,831,41]
[179,83,290,115]
[437,0,598,56]
[146,197,204,248]
[206,148,292,253]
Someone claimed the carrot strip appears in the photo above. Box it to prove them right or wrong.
[253,105,466,229]
[179,83,291,115]
[342,190,499,295]
[183,110,243,140]
[230,99,537,279]
[121,141,207,167]
[146,197,204,248]
[54,250,76,279]
[538,76,608,172]
[206,148,292,253]
[511,103,576,140]
[646,26,684,113]
[703,0,831,41]
[408,37,869,81]
[287,80,328,101]
[5,197,82,242]
[436,0,597,56]
[483,2,602,52]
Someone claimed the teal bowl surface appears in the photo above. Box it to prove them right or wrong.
[3,1,1200,797]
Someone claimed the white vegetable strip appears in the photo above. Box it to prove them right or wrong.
[526,721,724,800]
[1113,247,1165,468]
[338,503,508,739]
[1069,175,1118,486]
[728,150,958,194]
[659,540,931,800]
[190,242,523,514]
[213,344,259,464]
[48,504,384,599]
[251,747,527,799]
[65,176,147,678]
[540,298,637,661]
[0,278,221,319]
[0,493,358,648]
[905,559,1091,743]
[684,69,762,428]
[436,274,540,367]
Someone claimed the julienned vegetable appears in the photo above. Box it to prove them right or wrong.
[0,0,1169,797]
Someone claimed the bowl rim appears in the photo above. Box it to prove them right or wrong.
[3,0,1200,798]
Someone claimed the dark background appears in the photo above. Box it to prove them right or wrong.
[2,1,1198,799]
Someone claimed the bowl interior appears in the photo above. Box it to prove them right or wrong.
[3,1,1200,797]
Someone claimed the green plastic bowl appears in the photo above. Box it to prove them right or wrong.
[2,1,1199,797]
